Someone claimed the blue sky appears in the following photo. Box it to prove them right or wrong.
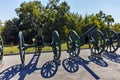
[0,0,120,23]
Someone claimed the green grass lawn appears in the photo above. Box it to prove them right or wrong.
[4,43,89,54]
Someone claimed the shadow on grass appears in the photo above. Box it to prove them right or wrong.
[103,52,120,63]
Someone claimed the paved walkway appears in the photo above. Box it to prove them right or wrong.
[0,48,120,80]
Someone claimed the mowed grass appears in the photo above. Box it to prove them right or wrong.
[4,43,89,54]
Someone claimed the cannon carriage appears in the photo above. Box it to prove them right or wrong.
[102,29,120,53]
[18,22,61,68]
[97,13,120,53]
[67,25,106,58]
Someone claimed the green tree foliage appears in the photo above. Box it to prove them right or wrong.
[112,23,120,32]
[95,11,115,32]
[42,0,71,42]
[0,20,2,27]
[0,20,3,34]
[15,0,72,42]
[105,15,114,26]
[1,18,19,45]
[81,14,94,34]
[15,1,44,43]
[1,0,120,45]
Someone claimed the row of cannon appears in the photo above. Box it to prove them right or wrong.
[0,23,120,68]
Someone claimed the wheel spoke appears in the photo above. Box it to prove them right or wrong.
[110,45,112,52]
[112,44,116,50]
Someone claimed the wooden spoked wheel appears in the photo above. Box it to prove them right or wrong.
[18,31,25,67]
[67,30,80,57]
[89,30,105,54]
[105,30,119,53]
[52,30,61,60]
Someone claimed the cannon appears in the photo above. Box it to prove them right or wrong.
[103,30,119,53]
[100,23,120,53]
[18,22,61,67]
[0,36,3,64]
[67,25,105,57]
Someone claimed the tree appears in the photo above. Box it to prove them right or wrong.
[112,23,120,32]
[11,0,117,44]
[15,1,45,43]
[0,20,2,27]
[15,1,44,28]
[0,20,3,34]
[1,18,19,45]
[105,15,114,26]
[43,0,71,41]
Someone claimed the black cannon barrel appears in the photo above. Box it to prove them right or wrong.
[82,25,97,36]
